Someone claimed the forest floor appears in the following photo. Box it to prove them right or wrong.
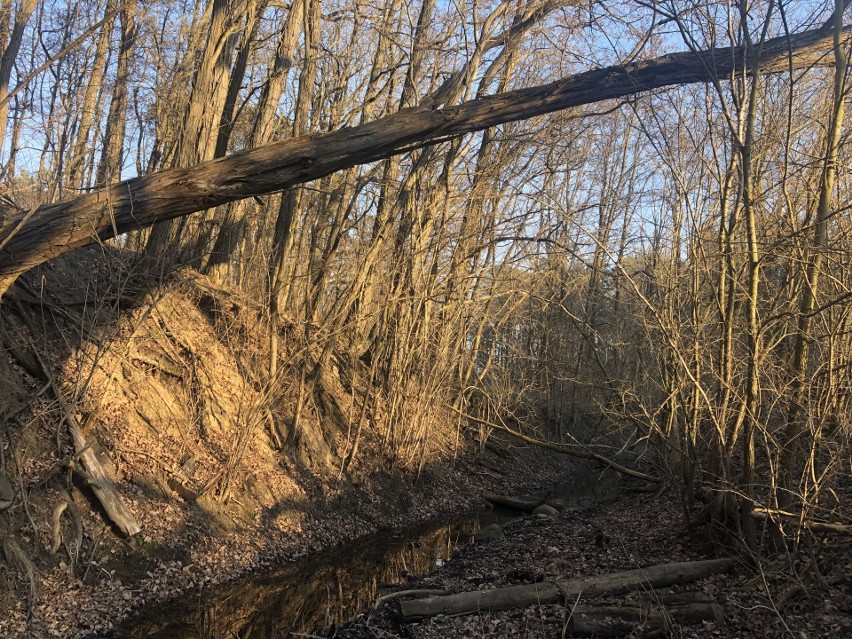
[0,435,587,638]
[338,490,852,639]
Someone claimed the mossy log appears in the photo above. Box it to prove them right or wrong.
[397,558,736,621]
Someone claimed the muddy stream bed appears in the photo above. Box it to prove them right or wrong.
[114,471,622,638]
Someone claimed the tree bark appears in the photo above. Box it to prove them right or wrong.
[143,0,243,263]
[781,0,848,511]
[0,0,38,154]
[202,0,305,285]
[67,0,117,190]
[0,25,845,296]
[69,422,142,537]
[94,2,136,186]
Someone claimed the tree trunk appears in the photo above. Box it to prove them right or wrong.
[67,0,116,190]
[143,0,242,264]
[202,0,305,285]
[0,25,844,296]
[0,0,38,154]
[94,2,136,186]
[781,0,848,512]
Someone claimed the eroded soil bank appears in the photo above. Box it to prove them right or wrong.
[0,248,593,638]
[3,249,848,639]
[338,491,852,639]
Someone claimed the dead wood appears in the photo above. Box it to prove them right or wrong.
[396,558,736,621]
[0,25,846,295]
[482,493,548,511]
[375,588,454,608]
[10,302,142,537]
[50,500,69,554]
[566,601,725,637]
[48,479,85,559]
[66,418,142,537]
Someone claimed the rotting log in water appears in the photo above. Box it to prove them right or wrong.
[396,558,736,621]
[0,25,847,296]
[566,601,726,636]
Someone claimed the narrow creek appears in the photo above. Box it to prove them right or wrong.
[115,470,621,638]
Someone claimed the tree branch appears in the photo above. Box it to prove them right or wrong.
[447,404,662,483]
[0,24,846,295]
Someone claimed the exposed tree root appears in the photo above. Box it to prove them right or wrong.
[2,534,37,599]
[50,501,68,554]
[48,481,84,560]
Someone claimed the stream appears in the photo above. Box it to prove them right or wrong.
[115,470,621,639]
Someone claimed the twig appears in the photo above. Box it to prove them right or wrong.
[113,447,193,485]
[81,527,104,583]
[447,405,662,483]
[751,508,852,535]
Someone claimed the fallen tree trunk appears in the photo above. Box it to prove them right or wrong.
[0,25,845,296]
[567,602,725,637]
[396,558,736,621]
[68,422,141,537]
[482,493,548,511]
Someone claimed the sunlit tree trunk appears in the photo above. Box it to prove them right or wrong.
[144,0,244,266]
[782,0,848,513]
[0,0,38,154]
[67,0,116,190]
[95,2,136,186]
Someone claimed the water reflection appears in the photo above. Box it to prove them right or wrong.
[117,470,621,639]
[117,510,515,639]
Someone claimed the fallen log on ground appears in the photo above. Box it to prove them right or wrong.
[396,558,736,621]
[68,422,141,537]
[567,601,725,637]
[14,302,141,537]
[482,493,548,511]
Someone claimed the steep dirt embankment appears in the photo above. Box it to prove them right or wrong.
[0,246,578,638]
